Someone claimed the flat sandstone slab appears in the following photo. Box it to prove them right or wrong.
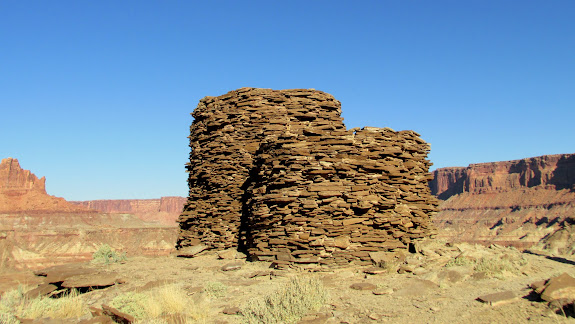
[477,291,518,306]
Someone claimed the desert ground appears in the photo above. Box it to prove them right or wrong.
[1,240,574,324]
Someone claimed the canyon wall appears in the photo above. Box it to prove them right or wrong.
[430,154,575,247]
[431,154,575,199]
[72,196,186,225]
[0,158,178,270]
[178,88,438,266]
[0,212,178,270]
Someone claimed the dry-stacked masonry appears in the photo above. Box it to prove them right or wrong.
[177,88,438,265]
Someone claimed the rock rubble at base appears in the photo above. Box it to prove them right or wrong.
[177,88,439,266]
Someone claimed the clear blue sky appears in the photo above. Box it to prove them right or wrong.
[1,1,573,200]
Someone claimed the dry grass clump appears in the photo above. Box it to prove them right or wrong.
[241,276,329,324]
[111,283,208,323]
[473,256,527,277]
[0,285,86,322]
[445,256,475,267]
[446,254,528,278]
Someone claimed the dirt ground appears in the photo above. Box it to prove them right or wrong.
[3,241,575,323]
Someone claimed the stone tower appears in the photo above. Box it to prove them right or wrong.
[177,88,438,265]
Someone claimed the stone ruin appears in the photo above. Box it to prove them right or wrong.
[177,88,439,266]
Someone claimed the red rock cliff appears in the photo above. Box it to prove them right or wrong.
[430,154,575,199]
[0,158,179,270]
[430,154,575,248]
[0,158,91,213]
[72,196,186,225]
[0,157,46,193]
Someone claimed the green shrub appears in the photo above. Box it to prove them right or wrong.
[203,281,227,298]
[241,276,329,324]
[92,244,127,264]
[111,291,149,319]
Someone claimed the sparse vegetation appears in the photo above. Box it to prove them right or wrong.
[445,256,475,267]
[241,276,329,324]
[110,291,149,319]
[445,254,528,278]
[203,281,227,298]
[110,283,208,323]
[473,256,527,278]
[0,285,86,322]
[92,244,127,264]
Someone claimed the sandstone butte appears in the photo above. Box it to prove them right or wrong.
[430,153,575,248]
[177,87,439,267]
[0,158,179,270]
[0,157,91,213]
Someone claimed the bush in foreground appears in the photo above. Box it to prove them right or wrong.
[446,254,527,278]
[241,276,329,324]
[0,285,86,322]
[111,283,208,323]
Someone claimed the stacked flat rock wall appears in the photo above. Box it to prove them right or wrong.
[244,128,437,266]
[177,88,344,249]
[177,88,438,265]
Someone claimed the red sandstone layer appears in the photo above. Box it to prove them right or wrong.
[430,154,575,247]
[72,196,186,225]
[0,158,180,270]
[0,212,178,270]
[430,154,575,199]
[0,158,92,213]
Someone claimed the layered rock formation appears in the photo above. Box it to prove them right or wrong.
[1,157,46,191]
[0,158,178,270]
[0,213,178,270]
[430,154,575,247]
[177,88,438,266]
[0,158,91,213]
[72,196,186,225]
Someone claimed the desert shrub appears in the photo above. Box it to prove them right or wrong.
[111,291,149,319]
[445,254,527,278]
[203,281,227,298]
[111,284,208,323]
[92,244,127,264]
[241,276,329,324]
[445,256,474,267]
[0,285,86,321]
[474,256,527,278]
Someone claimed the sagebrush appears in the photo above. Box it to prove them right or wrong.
[92,244,127,264]
[241,276,329,324]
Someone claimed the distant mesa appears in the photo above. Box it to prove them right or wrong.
[430,154,575,200]
[0,157,91,213]
[71,196,186,225]
[0,157,186,223]
[430,153,575,248]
